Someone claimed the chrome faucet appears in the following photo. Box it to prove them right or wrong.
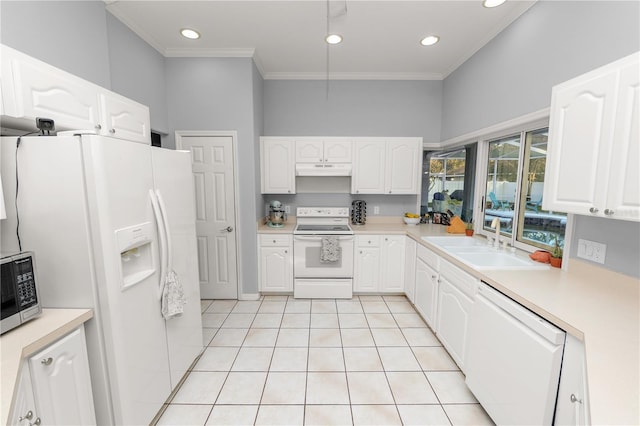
[490,217,501,248]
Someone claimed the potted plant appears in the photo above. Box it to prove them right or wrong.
[465,221,474,237]
[550,241,563,268]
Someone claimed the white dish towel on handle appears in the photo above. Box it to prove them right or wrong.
[320,236,341,263]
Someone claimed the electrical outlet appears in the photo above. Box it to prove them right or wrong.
[284,205,291,214]
[577,239,607,264]
[373,206,380,215]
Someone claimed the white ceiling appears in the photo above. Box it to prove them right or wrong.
[106,0,536,80]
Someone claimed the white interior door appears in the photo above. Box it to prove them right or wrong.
[178,135,238,299]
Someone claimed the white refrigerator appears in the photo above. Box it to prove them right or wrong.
[0,134,203,425]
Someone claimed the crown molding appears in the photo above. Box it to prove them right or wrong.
[263,71,444,81]
[163,48,256,58]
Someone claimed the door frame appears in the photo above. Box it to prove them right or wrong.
[175,130,243,299]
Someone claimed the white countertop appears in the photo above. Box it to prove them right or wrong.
[258,216,640,424]
[0,308,94,426]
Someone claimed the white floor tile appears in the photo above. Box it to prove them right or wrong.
[306,372,350,404]
[308,347,345,371]
[231,300,262,314]
[426,371,478,404]
[358,295,384,302]
[270,347,308,371]
[386,301,416,313]
[340,329,375,347]
[285,299,312,313]
[255,405,304,426]
[209,328,249,347]
[346,372,394,404]
[258,300,287,313]
[207,300,237,313]
[397,405,451,426]
[310,313,340,328]
[221,313,256,328]
[382,295,408,302]
[309,329,342,347]
[352,405,401,426]
[202,313,228,328]
[386,371,439,404]
[281,313,311,328]
[304,404,352,425]
[276,328,310,347]
[361,301,390,313]
[370,328,408,346]
[262,295,289,301]
[336,300,364,313]
[157,404,212,425]
[171,371,227,404]
[343,347,383,371]
[261,372,307,404]
[231,347,274,371]
[205,405,258,425]
[252,313,283,328]
[442,404,494,425]
[377,347,421,371]
[402,327,441,346]
[193,347,239,371]
[312,299,338,313]
[243,328,279,347]
[337,313,369,328]
[216,372,268,404]
[393,313,427,328]
[201,300,213,313]
[412,346,459,371]
[202,327,217,346]
[365,313,397,328]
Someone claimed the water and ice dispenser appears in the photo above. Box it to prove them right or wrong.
[115,222,155,290]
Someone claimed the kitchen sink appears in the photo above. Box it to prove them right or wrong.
[422,236,485,247]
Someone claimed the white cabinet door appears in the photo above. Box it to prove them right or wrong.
[260,247,293,292]
[99,92,150,144]
[261,138,296,194]
[555,334,590,425]
[295,139,324,163]
[28,327,96,425]
[10,366,37,426]
[324,139,352,163]
[414,258,439,329]
[385,139,421,194]
[380,235,405,293]
[354,247,381,292]
[606,60,640,221]
[436,277,473,371]
[352,140,385,194]
[404,238,417,303]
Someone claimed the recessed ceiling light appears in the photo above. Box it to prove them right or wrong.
[420,35,440,46]
[325,34,343,45]
[483,0,507,8]
[180,28,200,40]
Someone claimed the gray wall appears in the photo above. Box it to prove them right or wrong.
[106,13,169,134]
[0,1,111,88]
[441,0,640,277]
[252,63,265,219]
[165,57,260,295]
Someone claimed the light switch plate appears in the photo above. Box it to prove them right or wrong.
[373,206,380,215]
[577,239,607,264]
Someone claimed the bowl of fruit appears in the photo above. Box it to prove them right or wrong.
[403,213,420,225]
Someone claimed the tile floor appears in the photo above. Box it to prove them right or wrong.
[155,295,493,426]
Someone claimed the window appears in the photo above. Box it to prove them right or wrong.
[480,128,566,252]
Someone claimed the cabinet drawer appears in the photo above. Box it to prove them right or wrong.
[417,244,439,270]
[260,234,292,247]
[356,235,381,247]
[440,259,479,300]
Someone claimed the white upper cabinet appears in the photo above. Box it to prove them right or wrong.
[352,138,422,194]
[544,52,639,221]
[261,137,296,194]
[1,44,151,144]
[295,139,352,164]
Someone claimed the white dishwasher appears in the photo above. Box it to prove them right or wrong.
[465,282,566,425]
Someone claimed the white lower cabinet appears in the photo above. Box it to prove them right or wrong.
[435,260,478,372]
[354,235,405,293]
[11,326,96,426]
[555,334,591,425]
[403,238,417,303]
[414,245,440,329]
[258,234,293,292]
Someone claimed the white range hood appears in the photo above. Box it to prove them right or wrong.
[295,163,352,176]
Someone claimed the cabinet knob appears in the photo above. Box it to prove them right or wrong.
[385,238,388,241]
[94,124,102,130]
[284,250,288,253]
[389,191,392,194]
[18,411,33,421]
[604,209,615,216]
[109,128,116,134]
[288,190,291,193]
[319,158,323,162]
[273,240,276,243]
[32,418,41,426]
[41,357,53,365]
[360,250,363,254]
[589,207,599,214]
[570,394,583,404]
[431,275,437,279]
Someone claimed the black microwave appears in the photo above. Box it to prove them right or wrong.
[1,251,42,335]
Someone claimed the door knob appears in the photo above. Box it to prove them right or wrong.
[220,226,233,233]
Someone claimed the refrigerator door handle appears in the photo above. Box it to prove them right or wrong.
[150,189,167,298]
[155,190,173,271]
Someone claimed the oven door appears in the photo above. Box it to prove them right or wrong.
[293,235,354,278]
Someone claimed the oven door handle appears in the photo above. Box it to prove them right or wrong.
[293,235,354,241]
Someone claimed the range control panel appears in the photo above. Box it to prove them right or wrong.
[296,207,350,217]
